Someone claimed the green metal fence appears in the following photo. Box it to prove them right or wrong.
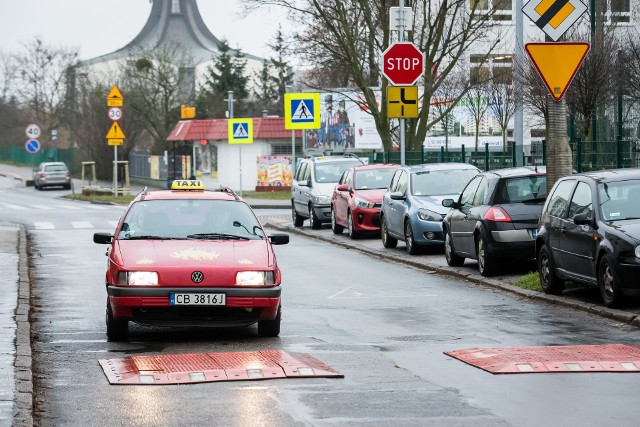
[0,146,76,174]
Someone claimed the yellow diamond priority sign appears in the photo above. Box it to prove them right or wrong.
[525,42,590,102]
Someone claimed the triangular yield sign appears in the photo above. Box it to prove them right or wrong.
[525,42,590,101]
[106,122,126,139]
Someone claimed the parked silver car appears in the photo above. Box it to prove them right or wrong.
[33,162,71,190]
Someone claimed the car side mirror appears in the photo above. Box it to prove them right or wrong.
[299,179,309,187]
[93,232,113,244]
[390,191,405,200]
[442,198,456,208]
[337,184,348,192]
[269,233,290,245]
[573,213,593,226]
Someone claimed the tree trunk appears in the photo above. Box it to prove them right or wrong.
[546,95,573,192]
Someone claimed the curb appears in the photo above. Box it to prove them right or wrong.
[14,225,33,427]
[266,222,640,329]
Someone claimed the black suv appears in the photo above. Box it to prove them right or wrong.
[536,169,640,308]
[442,166,547,276]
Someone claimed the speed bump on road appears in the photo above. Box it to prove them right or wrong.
[99,350,343,385]
[445,344,640,374]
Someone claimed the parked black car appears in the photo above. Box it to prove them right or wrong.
[442,166,547,276]
[536,169,640,308]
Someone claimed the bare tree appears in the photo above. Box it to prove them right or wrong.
[243,0,503,151]
[431,70,465,152]
[463,81,489,152]
[487,67,516,153]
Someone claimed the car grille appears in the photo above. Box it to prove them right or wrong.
[132,307,260,323]
[374,203,382,208]
[372,212,381,227]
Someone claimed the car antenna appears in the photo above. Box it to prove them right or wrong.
[140,186,149,201]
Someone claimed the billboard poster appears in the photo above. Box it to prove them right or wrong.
[307,91,383,150]
[257,155,292,187]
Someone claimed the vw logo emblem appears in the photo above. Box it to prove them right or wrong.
[191,271,204,284]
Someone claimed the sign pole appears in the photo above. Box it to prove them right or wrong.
[399,0,406,166]
[114,146,118,196]
[228,91,242,197]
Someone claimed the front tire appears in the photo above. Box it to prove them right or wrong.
[599,254,624,308]
[538,244,564,295]
[405,220,421,255]
[444,228,465,267]
[309,204,321,229]
[381,216,397,248]
[476,234,496,277]
[292,202,304,227]
[347,210,359,239]
[258,306,281,337]
[331,207,343,234]
[106,300,128,342]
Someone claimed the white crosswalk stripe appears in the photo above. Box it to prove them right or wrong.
[71,221,93,229]
[30,205,55,210]
[84,205,109,210]
[34,222,55,230]
[54,205,82,210]
[1,202,27,210]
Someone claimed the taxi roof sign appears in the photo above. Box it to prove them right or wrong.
[525,42,590,101]
[171,180,205,191]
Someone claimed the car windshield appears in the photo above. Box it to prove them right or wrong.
[354,168,397,190]
[44,164,67,172]
[599,180,640,221]
[314,161,362,183]
[494,175,547,203]
[117,199,265,240]
[411,169,479,196]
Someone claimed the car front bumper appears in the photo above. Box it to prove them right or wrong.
[108,285,281,324]
[313,203,332,222]
[411,219,445,245]
[352,207,382,232]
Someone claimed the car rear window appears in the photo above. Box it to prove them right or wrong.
[314,161,362,183]
[354,168,397,190]
[44,164,67,172]
[494,175,547,204]
[411,168,479,196]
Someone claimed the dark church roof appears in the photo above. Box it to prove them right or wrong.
[81,0,261,67]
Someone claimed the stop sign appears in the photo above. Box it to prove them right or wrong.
[382,42,424,85]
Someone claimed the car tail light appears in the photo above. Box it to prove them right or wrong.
[66,171,71,178]
[484,206,512,222]
[39,172,46,178]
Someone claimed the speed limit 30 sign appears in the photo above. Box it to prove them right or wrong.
[108,107,123,121]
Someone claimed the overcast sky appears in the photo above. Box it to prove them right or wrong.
[0,0,290,60]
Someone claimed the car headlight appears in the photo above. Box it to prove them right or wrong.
[236,271,275,286]
[417,208,442,222]
[354,197,374,209]
[635,246,640,258]
[118,271,159,286]
[313,195,331,204]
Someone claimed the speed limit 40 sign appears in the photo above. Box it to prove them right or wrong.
[25,124,41,139]
[108,107,123,121]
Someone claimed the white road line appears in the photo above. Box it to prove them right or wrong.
[54,205,82,210]
[71,221,93,229]
[84,205,108,210]
[1,203,27,210]
[30,205,55,210]
[34,222,55,230]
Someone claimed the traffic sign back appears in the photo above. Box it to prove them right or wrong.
[525,42,590,101]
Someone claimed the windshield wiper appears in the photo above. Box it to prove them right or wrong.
[122,235,178,240]
[186,233,249,240]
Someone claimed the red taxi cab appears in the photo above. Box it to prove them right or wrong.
[93,180,289,341]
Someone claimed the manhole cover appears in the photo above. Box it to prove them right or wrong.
[445,344,640,374]
[100,350,343,385]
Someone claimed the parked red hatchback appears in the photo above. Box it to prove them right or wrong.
[93,180,289,341]
[331,164,399,238]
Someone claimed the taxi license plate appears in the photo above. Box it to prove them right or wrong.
[169,293,226,306]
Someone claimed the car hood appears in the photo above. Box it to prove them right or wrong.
[413,194,457,215]
[609,220,640,244]
[115,239,272,269]
[315,182,339,197]
[355,188,387,203]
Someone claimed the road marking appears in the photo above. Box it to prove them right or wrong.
[71,221,93,229]
[55,205,82,210]
[1,202,26,210]
[84,205,109,210]
[34,222,55,230]
[30,204,55,210]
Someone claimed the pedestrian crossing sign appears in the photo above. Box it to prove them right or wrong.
[284,93,320,130]
[228,119,253,144]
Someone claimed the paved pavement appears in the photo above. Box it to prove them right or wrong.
[2,163,640,426]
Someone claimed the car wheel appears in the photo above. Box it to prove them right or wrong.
[292,202,304,227]
[64,184,71,190]
[599,254,624,308]
[347,210,359,239]
[106,300,128,342]
[258,305,281,337]
[405,220,421,255]
[331,207,343,234]
[444,228,465,267]
[538,244,564,295]
[476,234,496,277]
[309,204,321,229]
[381,216,397,249]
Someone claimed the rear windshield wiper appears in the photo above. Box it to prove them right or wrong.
[186,233,249,240]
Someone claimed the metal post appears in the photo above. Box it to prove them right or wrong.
[399,0,406,166]
[192,141,196,179]
[113,146,118,196]
[485,143,489,171]
[514,0,524,166]
[577,138,583,172]
[228,91,242,197]
[461,144,466,163]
